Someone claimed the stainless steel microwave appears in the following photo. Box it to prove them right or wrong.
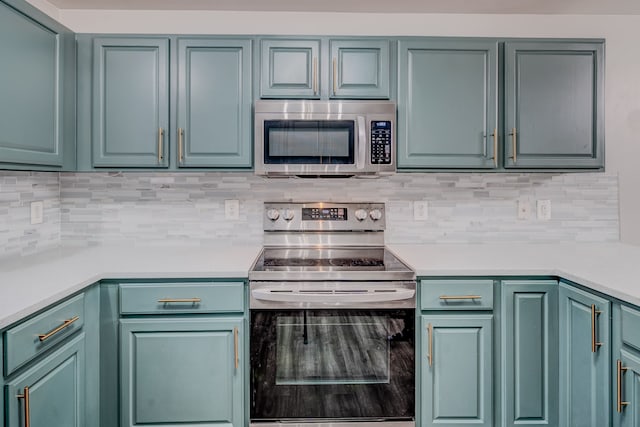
[254,100,396,177]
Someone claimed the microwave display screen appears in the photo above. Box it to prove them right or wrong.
[264,120,355,164]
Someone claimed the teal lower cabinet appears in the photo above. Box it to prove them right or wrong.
[420,314,493,427]
[120,317,244,427]
[614,305,640,427]
[618,349,640,427]
[559,282,611,427]
[501,280,559,427]
[4,333,85,427]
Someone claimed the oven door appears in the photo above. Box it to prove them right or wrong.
[250,309,415,422]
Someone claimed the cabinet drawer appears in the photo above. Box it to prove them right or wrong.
[420,279,494,310]
[621,305,640,351]
[119,282,244,315]
[4,293,85,376]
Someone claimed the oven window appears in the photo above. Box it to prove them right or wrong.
[250,309,415,421]
[264,120,355,164]
[276,313,390,385]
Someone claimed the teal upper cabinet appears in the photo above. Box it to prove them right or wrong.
[330,40,390,98]
[0,1,75,169]
[504,41,604,169]
[120,317,244,427]
[176,38,252,167]
[260,39,320,98]
[559,282,611,427]
[501,280,559,427]
[92,38,170,168]
[421,314,493,427]
[398,39,498,168]
[5,333,85,427]
[259,38,391,99]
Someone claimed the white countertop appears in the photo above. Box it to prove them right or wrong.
[388,242,640,306]
[0,244,262,330]
[1,242,639,330]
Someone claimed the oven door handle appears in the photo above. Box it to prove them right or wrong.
[251,288,415,303]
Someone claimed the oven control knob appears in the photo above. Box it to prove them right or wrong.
[355,209,368,221]
[282,209,295,221]
[369,209,383,221]
[266,209,280,221]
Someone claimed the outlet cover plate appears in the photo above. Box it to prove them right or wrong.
[30,201,44,225]
[414,201,428,221]
[225,199,240,220]
[537,199,551,220]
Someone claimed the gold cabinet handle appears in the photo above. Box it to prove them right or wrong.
[591,304,603,352]
[492,128,498,168]
[158,298,201,304]
[234,327,239,370]
[17,386,30,427]
[427,323,433,367]
[158,127,164,163]
[178,128,184,164]
[38,316,80,342]
[439,295,482,300]
[312,57,318,95]
[333,58,338,95]
[617,359,629,413]
[509,127,517,164]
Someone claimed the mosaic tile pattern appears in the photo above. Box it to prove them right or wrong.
[59,172,620,246]
[0,172,61,258]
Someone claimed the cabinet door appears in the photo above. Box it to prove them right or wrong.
[5,333,85,427]
[559,283,611,427]
[502,280,559,427]
[504,41,604,169]
[620,349,640,427]
[92,38,169,167]
[120,317,244,427]
[177,38,252,168]
[0,2,63,167]
[329,40,389,99]
[260,39,320,98]
[398,40,498,169]
[421,314,493,427]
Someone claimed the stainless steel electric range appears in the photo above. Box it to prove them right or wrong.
[249,202,416,427]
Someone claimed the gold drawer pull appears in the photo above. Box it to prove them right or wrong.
[617,359,629,413]
[38,316,80,342]
[439,295,482,301]
[591,304,603,352]
[158,298,201,304]
[17,386,30,427]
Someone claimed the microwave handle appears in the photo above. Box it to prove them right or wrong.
[356,116,367,170]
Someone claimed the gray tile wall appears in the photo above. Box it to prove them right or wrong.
[59,172,620,246]
[0,172,61,258]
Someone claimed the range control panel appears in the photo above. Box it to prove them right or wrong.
[264,202,385,231]
[371,121,392,165]
[302,207,348,221]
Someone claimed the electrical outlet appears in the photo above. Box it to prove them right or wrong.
[225,199,240,220]
[537,199,551,220]
[413,201,428,221]
[517,200,531,220]
[30,201,44,225]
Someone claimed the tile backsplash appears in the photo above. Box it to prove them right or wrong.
[58,172,619,247]
[0,172,61,258]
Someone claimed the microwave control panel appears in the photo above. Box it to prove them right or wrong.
[371,121,392,165]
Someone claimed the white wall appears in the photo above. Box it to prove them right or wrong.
[21,6,640,245]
